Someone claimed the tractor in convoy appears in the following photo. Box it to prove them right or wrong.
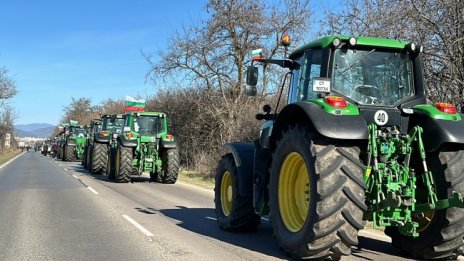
[111,111,179,184]
[82,119,101,169]
[60,121,88,161]
[84,114,125,174]
[214,35,464,260]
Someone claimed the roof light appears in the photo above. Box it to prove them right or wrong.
[325,96,347,109]
[419,45,424,53]
[408,42,416,52]
[281,34,291,47]
[435,102,457,114]
[348,37,357,46]
[332,37,341,47]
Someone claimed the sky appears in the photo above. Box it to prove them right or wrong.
[0,0,208,125]
[1,0,341,125]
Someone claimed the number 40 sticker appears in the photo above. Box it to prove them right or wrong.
[374,110,388,126]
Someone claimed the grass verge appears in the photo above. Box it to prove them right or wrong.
[0,149,22,166]
[178,170,215,190]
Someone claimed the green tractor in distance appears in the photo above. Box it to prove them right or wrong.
[62,122,88,161]
[112,111,179,184]
[85,114,125,174]
[214,35,464,260]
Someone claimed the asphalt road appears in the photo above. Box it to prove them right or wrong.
[0,152,432,260]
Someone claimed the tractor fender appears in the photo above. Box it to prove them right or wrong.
[410,112,464,152]
[224,142,254,197]
[272,102,368,143]
[118,136,137,147]
[160,140,177,149]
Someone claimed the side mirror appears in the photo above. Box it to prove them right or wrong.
[245,66,258,96]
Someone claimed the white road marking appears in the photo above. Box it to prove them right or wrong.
[205,216,217,221]
[0,152,24,169]
[64,168,68,171]
[87,187,99,195]
[122,215,154,237]
[72,175,79,179]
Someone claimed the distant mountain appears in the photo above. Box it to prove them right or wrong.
[15,123,55,132]
[14,123,56,138]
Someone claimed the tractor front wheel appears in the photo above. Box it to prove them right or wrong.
[214,154,260,231]
[115,145,132,183]
[107,148,115,180]
[386,145,464,260]
[269,125,365,260]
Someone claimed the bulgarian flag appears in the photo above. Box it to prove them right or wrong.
[124,96,145,112]
[251,49,263,61]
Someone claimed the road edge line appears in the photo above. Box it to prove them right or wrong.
[0,152,24,169]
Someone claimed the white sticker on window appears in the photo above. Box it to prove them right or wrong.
[312,77,331,93]
[374,110,389,126]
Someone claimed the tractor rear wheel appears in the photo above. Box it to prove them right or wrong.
[154,148,180,184]
[269,125,365,260]
[386,145,464,260]
[65,145,76,161]
[115,145,132,183]
[91,143,107,174]
[214,154,260,231]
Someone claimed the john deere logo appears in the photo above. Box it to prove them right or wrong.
[374,110,388,126]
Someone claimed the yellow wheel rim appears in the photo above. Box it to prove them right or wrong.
[220,171,233,216]
[278,152,310,232]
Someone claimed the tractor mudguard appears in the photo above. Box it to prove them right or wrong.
[160,140,177,149]
[119,137,137,147]
[410,112,464,152]
[224,142,254,196]
[273,102,368,140]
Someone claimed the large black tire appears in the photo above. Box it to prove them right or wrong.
[214,154,261,231]
[65,145,77,161]
[115,145,132,183]
[153,148,180,184]
[107,148,116,180]
[269,125,365,260]
[385,145,464,260]
[91,142,108,174]
[82,146,87,166]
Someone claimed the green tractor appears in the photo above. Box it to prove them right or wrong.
[112,111,179,183]
[214,35,464,260]
[85,114,125,174]
[62,121,88,161]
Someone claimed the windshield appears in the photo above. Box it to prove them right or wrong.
[72,128,86,137]
[107,118,125,133]
[134,115,163,136]
[332,48,414,105]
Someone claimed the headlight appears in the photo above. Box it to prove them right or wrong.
[332,37,341,47]
[349,37,357,46]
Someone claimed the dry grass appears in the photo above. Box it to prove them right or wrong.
[178,170,215,190]
[0,149,22,165]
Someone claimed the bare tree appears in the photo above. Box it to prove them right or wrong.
[60,97,101,125]
[0,67,17,150]
[146,0,312,173]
